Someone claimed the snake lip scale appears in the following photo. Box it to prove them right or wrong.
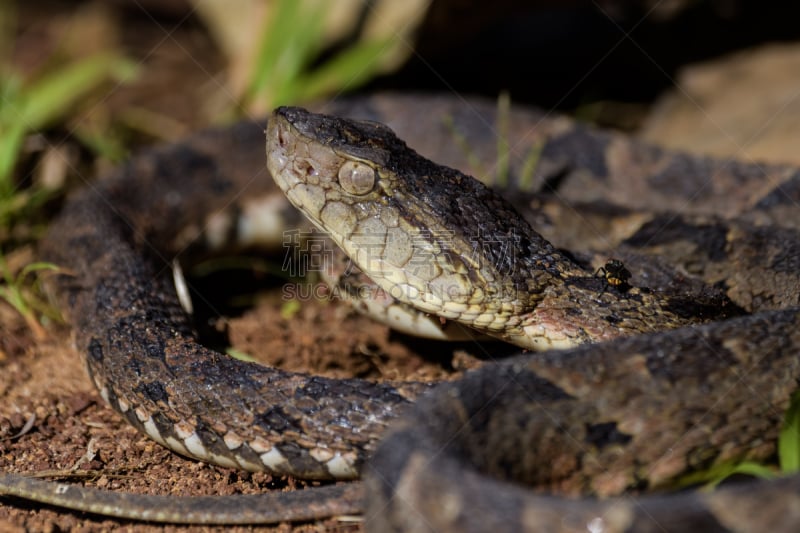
[2,94,800,531]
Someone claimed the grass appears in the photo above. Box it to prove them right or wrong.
[779,390,800,474]
[0,2,137,334]
[441,92,545,190]
[677,390,800,489]
[0,258,60,340]
[0,53,136,227]
[236,0,401,112]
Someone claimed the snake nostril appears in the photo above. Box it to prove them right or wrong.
[277,129,288,147]
[296,160,316,176]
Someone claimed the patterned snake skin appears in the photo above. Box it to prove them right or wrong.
[2,94,800,531]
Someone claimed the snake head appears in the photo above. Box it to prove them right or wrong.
[266,106,566,343]
[267,106,392,220]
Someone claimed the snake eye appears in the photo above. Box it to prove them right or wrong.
[338,161,375,195]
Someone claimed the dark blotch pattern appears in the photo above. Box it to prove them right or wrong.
[584,421,632,448]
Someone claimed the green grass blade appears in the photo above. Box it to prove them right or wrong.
[245,0,328,107]
[291,38,395,104]
[0,53,136,208]
[0,255,62,336]
[73,123,129,162]
[0,121,26,191]
[18,261,59,279]
[519,141,544,191]
[18,53,137,129]
[677,461,777,491]
[247,0,301,97]
[0,73,24,187]
[280,298,302,320]
[226,348,257,362]
[703,462,777,490]
[779,390,800,473]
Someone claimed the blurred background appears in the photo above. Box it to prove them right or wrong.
[3,0,800,346]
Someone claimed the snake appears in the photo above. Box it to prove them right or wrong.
[2,93,800,531]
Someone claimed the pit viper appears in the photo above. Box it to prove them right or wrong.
[2,94,800,531]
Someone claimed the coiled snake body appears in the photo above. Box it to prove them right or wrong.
[2,94,800,531]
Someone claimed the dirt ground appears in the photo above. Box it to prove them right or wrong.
[0,281,491,532]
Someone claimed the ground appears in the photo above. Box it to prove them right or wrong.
[0,285,484,532]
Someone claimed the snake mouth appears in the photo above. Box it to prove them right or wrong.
[265,111,297,192]
[267,107,334,192]
[267,108,352,224]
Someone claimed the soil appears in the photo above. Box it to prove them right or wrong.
[0,282,488,532]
